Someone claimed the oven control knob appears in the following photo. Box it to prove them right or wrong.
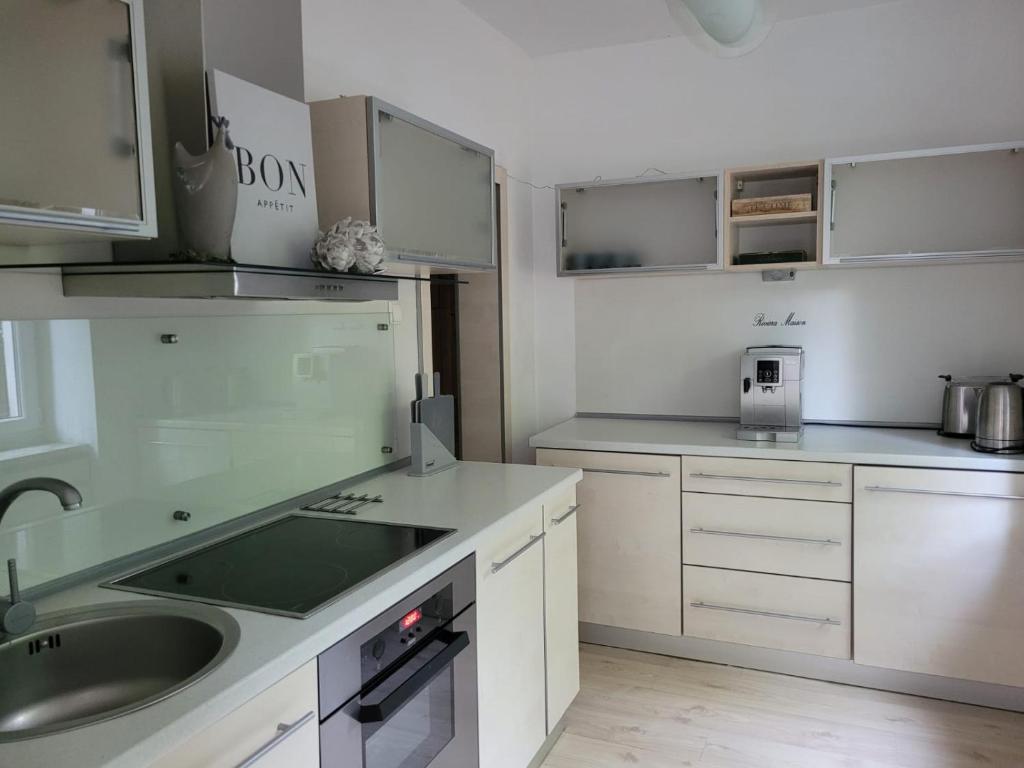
[372,638,386,660]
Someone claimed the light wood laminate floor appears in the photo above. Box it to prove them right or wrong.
[541,644,1024,768]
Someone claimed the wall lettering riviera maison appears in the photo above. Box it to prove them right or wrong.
[752,312,807,328]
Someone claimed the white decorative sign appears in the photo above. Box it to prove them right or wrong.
[207,70,318,268]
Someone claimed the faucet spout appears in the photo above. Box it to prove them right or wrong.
[0,477,83,527]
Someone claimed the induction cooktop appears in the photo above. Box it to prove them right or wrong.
[105,514,454,618]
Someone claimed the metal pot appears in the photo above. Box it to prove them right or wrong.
[937,375,1000,438]
[972,375,1024,454]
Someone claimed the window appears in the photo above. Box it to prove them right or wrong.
[0,321,45,450]
[0,321,21,422]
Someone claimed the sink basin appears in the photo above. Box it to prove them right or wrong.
[0,601,240,741]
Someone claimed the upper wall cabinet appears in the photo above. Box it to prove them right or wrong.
[556,173,723,276]
[0,0,157,246]
[824,142,1024,266]
[310,96,496,272]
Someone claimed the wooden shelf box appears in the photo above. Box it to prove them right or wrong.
[724,161,824,271]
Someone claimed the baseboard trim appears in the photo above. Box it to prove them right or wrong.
[528,714,568,768]
[579,623,1024,713]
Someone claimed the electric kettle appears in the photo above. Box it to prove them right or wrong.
[972,375,1024,454]
[937,375,999,438]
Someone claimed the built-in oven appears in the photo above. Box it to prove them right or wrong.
[318,555,478,768]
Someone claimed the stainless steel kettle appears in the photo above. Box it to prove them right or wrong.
[972,374,1024,454]
[937,375,998,438]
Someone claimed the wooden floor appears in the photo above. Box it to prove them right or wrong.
[540,644,1024,768]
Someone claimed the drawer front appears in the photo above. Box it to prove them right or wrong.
[683,493,851,581]
[149,661,318,768]
[683,566,851,659]
[682,456,852,502]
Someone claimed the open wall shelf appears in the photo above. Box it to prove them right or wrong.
[723,161,824,271]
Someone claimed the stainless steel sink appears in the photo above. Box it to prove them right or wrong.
[0,601,240,741]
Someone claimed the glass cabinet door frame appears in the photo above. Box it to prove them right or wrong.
[366,97,496,270]
[0,0,157,241]
[822,140,1024,267]
[555,169,726,277]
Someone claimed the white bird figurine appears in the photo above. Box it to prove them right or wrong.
[172,116,239,261]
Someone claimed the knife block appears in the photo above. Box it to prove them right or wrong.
[409,422,457,477]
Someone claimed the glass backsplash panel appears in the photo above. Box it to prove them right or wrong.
[0,313,397,590]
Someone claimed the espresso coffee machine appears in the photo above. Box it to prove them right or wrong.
[737,346,804,442]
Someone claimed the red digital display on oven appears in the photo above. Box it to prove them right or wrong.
[400,608,423,631]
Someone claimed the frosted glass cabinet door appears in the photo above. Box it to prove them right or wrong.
[374,103,495,268]
[0,0,155,239]
[827,144,1024,264]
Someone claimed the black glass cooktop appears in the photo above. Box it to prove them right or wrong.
[107,515,453,618]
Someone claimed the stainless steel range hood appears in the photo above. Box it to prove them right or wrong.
[60,262,399,302]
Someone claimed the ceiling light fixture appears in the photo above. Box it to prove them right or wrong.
[665,0,776,57]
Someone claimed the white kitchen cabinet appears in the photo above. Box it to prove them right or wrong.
[536,449,682,636]
[824,142,1024,266]
[543,487,580,732]
[476,505,547,768]
[683,565,851,659]
[310,96,495,271]
[854,466,1024,687]
[682,492,851,581]
[0,0,158,246]
[556,173,723,275]
[149,661,318,768]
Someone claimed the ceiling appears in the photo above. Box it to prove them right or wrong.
[457,0,902,57]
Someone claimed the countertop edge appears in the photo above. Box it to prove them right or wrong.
[529,419,1024,472]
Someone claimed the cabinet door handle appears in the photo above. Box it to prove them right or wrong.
[552,505,580,525]
[864,485,1024,501]
[689,527,842,546]
[689,472,842,487]
[584,468,672,478]
[234,711,315,768]
[690,601,841,626]
[829,178,837,231]
[491,532,545,574]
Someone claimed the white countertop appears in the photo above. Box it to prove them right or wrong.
[0,461,581,768]
[530,417,1024,472]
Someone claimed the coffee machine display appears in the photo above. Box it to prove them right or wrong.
[737,346,804,442]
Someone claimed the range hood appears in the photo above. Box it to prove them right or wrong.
[59,262,399,302]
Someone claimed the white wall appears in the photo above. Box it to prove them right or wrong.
[302,0,540,460]
[528,0,1024,425]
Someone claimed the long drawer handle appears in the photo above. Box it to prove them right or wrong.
[689,527,842,546]
[584,468,672,478]
[234,711,315,768]
[491,532,545,573]
[689,472,842,487]
[552,505,580,525]
[690,601,841,626]
[864,485,1024,502]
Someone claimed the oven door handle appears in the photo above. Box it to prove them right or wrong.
[357,629,470,725]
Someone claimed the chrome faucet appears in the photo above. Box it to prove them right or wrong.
[0,478,83,638]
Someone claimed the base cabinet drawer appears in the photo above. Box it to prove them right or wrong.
[683,566,851,659]
[682,456,852,502]
[149,662,318,768]
[683,493,851,581]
